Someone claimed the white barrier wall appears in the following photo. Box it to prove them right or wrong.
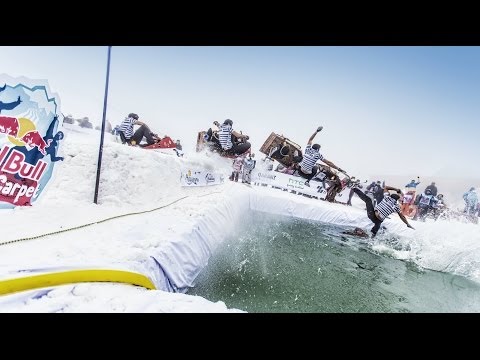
[147,186,250,292]
[251,169,352,203]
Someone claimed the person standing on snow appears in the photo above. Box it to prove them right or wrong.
[230,156,244,182]
[242,153,256,184]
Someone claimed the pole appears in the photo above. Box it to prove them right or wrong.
[94,46,112,204]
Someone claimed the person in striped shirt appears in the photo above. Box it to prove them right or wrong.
[352,185,414,237]
[118,113,157,146]
[216,119,251,155]
[298,127,345,187]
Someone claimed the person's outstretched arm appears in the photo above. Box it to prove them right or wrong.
[398,211,415,229]
[307,126,323,145]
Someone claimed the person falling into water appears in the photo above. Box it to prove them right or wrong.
[352,184,414,237]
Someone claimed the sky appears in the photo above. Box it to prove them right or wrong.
[1,46,479,181]
[1,124,479,312]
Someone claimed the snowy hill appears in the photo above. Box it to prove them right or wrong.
[0,124,244,312]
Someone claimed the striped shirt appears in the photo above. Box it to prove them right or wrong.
[119,116,137,139]
[375,196,401,220]
[218,124,233,150]
[299,145,323,174]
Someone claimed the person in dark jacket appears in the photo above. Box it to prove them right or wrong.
[175,139,182,151]
[425,182,438,196]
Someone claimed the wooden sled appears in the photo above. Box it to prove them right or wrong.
[259,132,302,167]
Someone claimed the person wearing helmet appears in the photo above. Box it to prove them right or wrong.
[352,185,414,237]
[413,187,435,221]
[268,140,291,161]
[425,182,438,196]
[298,127,345,187]
[118,113,157,146]
[216,119,251,155]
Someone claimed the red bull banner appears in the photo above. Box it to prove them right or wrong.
[0,75,64,209]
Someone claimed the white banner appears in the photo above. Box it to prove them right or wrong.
[251,170,327,198]
[251,169,353,203]
[180,169,225,187]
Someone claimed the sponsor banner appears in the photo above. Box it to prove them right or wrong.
[0,74,64,209]
[252,169,352,203]
[251,170,328,199]
[180,169,225,187]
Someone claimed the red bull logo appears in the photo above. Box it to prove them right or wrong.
[0,116,53,155]
[20,130,52,155]
[0,75,64,209]
[0,116,19,137]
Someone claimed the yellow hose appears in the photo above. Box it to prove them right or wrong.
[0,269,156,296]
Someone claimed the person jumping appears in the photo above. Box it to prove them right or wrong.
[297,126,345,187]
